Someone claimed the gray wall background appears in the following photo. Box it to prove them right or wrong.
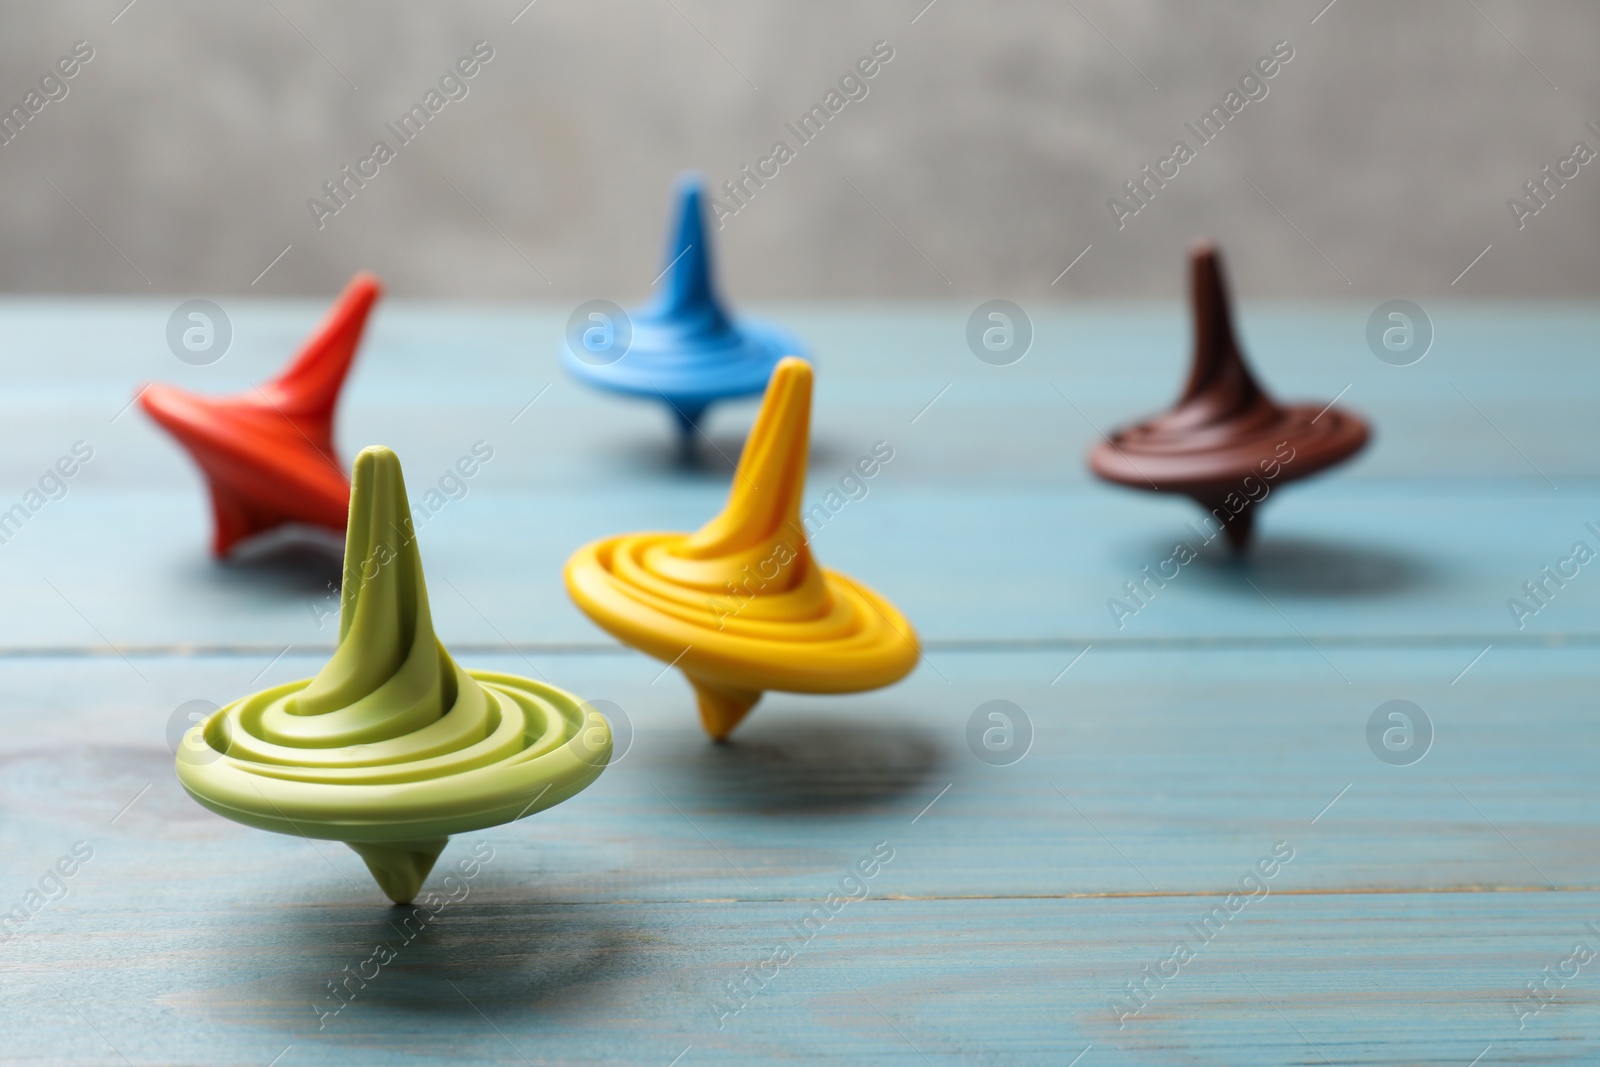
[0,0,1595,300]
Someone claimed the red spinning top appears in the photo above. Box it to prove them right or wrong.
[1089,244,1369,550]
[140,272,382,557]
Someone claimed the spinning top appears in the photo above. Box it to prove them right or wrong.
[561,173,804,452]
[565,357,919,741]
[141,273,380,557]
[1088,244,1369,550]
[176,446,611,904]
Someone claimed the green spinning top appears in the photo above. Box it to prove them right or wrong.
[176,445,611,903]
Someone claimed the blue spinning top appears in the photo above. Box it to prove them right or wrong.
[562,173,805,450]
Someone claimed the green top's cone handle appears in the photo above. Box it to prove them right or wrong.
[177,446,611,904]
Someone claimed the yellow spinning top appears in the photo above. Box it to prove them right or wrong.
[565,357,920,740]
[177,446,611,903]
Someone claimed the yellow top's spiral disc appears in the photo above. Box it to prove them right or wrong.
[565,357,919,740]
[177,446,611,903]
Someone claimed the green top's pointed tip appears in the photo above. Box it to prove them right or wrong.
[354,442,398,465]
[338,446,422,621]
[290,443,441,716]
[350,444,404,503]
[343,444,413,574]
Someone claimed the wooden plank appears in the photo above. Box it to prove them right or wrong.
[0,484,1596,648]
[0,301,1597,493]
[3,878,1596,1064]
[0,301,1591,649]
[0,633,1575,1067]
[1,646,1594,902]
[3,300,1599,1063]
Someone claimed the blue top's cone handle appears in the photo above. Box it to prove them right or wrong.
[648,178,732,342]
[560,172,805,455]
[645,178,726,448]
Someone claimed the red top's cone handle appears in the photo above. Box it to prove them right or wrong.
[140,273,382,557]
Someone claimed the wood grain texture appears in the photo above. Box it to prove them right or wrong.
[2,484,1596,649]
[1,302,1598,1064]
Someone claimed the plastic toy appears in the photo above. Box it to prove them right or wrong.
[140,272,380,557]
[565,357,918,740]
[561,173,804,454]
[1088,244,1370,549]
[176,445,611,903]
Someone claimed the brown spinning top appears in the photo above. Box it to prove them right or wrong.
[1089,243,1369,550]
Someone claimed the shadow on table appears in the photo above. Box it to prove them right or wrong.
[184,537,345,600]
[603,430,847,480]
[1174,534,1438,599]
[664,712,946,815]
[253,894,644,1024]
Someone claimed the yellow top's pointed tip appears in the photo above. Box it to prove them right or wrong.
[764,358,806,399]
[679,356,812,558]
[755,356,813,443]
[772,355,811,386]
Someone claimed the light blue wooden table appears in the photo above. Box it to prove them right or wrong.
[2,298,1598,1065]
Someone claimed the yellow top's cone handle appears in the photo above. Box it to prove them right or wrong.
[565,357,919,740]
[677,357,821,736]
[178,446,611,904]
